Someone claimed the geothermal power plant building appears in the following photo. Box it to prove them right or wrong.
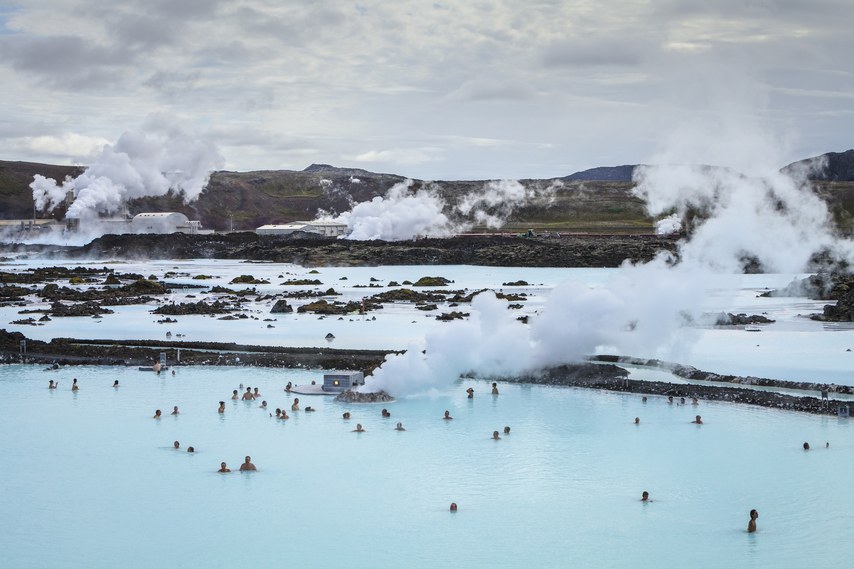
[256,220,348,237]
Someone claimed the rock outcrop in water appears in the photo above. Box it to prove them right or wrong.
[334,390,395,403]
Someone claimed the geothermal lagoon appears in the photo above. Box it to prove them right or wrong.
[2,259,854,568]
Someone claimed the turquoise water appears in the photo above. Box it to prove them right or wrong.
[2,364,853,569]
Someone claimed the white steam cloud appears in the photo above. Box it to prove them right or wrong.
[331,180,454,240]
[324,178,559,240]
[31,115,224,219]
[457,179,559,229]
[363,117,854,397]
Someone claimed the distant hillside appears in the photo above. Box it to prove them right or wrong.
[562,165,637,182]
[4,150,854,234]
[784,149,854,181]
[0,160,82,220]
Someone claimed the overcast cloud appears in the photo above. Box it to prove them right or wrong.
[0,0,851,179]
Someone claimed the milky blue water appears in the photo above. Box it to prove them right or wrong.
[3,259,854,567]
[2,260,853,384]
[1,364,853,569]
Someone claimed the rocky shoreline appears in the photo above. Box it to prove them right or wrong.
[3,233,678,268]
[2,329,848,417]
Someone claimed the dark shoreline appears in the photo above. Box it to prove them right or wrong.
[2,331,849,417]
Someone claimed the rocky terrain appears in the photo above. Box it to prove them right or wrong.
[7,232,679,268]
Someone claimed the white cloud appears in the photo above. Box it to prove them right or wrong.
[0,1,852,178]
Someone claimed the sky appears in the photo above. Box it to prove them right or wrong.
[0,0,852,180]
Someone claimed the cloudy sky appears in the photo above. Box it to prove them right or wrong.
[1,0,852,180]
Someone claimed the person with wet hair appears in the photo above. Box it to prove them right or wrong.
[353,423,365,432]
[747,509,758,533]
[291,398,300,411]
[231,389,239,400]
[443,410,453,420]
[173,441,180,449]
[153,409,162,419]
[503,426,511,435]
[492,431,501,440]
[72,378,79,392]
[239,456,256,471]
[342,412,351,420]
[492,383,499,395]
[803,442,810,450]
[171,406,179,415]
[381,408,391,418]
[691,415,703,424]
[218,401,225,414]
[242,387,254,401]
[395,422,405,431]
[218,462,231,473]
[48,380,56,389]
[641,491,651,502]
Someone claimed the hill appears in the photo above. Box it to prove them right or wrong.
[3,151,854,234]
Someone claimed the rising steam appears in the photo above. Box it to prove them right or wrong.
[364,126,854,396]
[31,115,224,219]
[323,178,559,240]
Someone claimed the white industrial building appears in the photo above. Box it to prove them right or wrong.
[256,220,348,237]
[130,212,202,234]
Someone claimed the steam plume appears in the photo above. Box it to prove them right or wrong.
[31,115,224,219]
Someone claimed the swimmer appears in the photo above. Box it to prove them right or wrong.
[113,380,119,388]
[503,426,510,435]
[305,406,315,412]
[342,412,351,420]
[72,378,79,392]
[239,383,244,390]
[259,400,267,409]
[253,387,261,398]
[692,415,703,424]
[395,422,405,431]
[667,395,673,404]
[285,382,292,393]
[187,446,195,453]
[173,441,180,449]
[231,389,239,400]
[275,408,281,418]
[692,397,699,405]
[153,409,162,419]
[280,410,289,419]
[466,387,474,399]
[443,410,453,420]
[353,423,365,432]
[641,396,647,403]
[239,456,257,471]
[218,401,225,414]
[634,417,640,425]
[680,397,686,405]
[291,398,300,411]
[747,509,758,533]
[171,370,175,376]
[381,408,391,418]
[449,502,458,512]
[803,442,810,450]
[492,430,501,440]
[242,387,254,401]
[492,382,499,395]
[48,380,56,389]
[641,491,651,502]
[218,462,231,473]
[826,442,830,448]
[171,406,179,415]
